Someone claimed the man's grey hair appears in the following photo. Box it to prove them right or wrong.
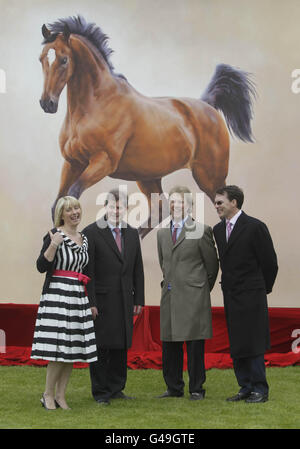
[168,185,193,212]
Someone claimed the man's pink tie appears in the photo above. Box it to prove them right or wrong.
[226,221,232,241]
[114,228,122,252]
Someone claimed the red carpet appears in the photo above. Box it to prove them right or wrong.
[0,304,299,369]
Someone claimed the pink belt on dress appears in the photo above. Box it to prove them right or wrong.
[53,270,91,296]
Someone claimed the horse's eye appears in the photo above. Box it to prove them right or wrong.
[61,57,68,65]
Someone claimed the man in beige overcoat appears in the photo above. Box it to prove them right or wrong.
[157,186,219,400]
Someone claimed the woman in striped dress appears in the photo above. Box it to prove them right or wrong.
[31,196,97,410]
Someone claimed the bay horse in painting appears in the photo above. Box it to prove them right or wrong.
[39,16,256,238]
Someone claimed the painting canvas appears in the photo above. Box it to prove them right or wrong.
[0,0,299,308]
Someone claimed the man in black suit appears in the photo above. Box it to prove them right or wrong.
[83,189,144,405]
[213,185,278,403]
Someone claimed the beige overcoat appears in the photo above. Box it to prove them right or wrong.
[157,217,219,341]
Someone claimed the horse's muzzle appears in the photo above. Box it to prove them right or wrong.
[40,98,58,114]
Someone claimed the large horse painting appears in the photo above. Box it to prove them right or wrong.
[39,16,256,238]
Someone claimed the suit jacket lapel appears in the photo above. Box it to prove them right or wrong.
[216,220,227,257]
[164,226,173,248]
[224,211,247,254]
[96,218,124,262]
[121,225,130,266]
[173,226,186,250]
[172,215,194,250]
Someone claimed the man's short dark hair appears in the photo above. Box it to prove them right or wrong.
[216,185,244,209]
[104,189,128,207]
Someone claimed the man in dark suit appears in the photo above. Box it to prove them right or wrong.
[83,189,144,405]
[213,185,278,403]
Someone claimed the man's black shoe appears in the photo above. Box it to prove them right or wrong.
[96,398,110,405]
[190,391,205,401]
[226,392,251,402]
[157,390,184,398]
[111,392,135,400]
[245,392,268,403]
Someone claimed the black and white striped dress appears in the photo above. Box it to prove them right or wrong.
[31,230,97,363]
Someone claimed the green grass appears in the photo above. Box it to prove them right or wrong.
[0,366,299,429]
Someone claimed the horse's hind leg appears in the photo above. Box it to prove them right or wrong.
[191,144,228,203]
[136,178,169,239]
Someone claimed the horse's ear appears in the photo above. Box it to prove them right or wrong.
[63,24,71,42]
[42,24,51,40]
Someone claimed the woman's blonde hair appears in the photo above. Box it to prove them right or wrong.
[54,196,82,227]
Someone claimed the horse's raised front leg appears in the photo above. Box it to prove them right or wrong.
[52,160,87,220]
[136,178,169,239]
[67,151,113,200]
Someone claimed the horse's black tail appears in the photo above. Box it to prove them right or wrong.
[201,64,256,143]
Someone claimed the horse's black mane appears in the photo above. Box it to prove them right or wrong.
[43,15,121,76]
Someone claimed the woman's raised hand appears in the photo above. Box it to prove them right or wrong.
[49,230,64,248]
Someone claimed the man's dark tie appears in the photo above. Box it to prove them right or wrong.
[114,228,122,252]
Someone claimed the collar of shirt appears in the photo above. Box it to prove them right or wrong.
[107,222,122,232]
[171,215,189,230]
[226,209,242,227]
